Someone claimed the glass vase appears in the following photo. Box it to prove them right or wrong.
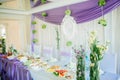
[76,56,85,80]
[90,62,100,80]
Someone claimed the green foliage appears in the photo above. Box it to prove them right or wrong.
[31,21,37,25]
[42,24,47,29]
[32,29,37,34]
[89,31,109,80]
[66,41,72,47]
[65,9,72,15]
[33,38,38,43]
[98,0,106,7]
[55,28,60,50]
[9,46,18,55]
[41,12,48,17]
[90,62,100,80]
[1,38,6,54]
[98,0,107,27]
[41,0,47,4]
[98,19,107,27]
[53,72,59,76]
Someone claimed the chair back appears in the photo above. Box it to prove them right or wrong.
[100,53,116,73]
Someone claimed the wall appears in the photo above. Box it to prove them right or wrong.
[112,7,120,74]
[0,20,21,50]
[0,13,31,52]
[0,0,30,10]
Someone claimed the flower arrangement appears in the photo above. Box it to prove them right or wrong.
[73,45,86,80]
[0,38,6,54]
[53,69,73,79]
[47,65,73,79]
[89,31,110,80]
[53,69,68,77]
[8,46,18,56]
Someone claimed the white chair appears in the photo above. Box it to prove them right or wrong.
[42,46,53,60]
[100,53,116,74]
[26,45,32,54]
[26,44,41,57]
[60,48,72,65]
[34,44,41,58]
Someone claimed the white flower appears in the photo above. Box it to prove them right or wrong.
[89,31,110,61]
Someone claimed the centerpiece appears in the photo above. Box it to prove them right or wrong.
[73,45,86,80]
[89,31,110,80]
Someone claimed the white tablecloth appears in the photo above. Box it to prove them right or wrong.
[29,68,120,80]
[29,69,67,80]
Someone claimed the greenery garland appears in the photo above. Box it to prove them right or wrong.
[42,24,47,29]
[31,21,37,25]
[98,0,107,27]
[31,20,38,44]
[33,38,38,43]
[41,12,47,29]
[32,29,37,34]
[55,28,60,50]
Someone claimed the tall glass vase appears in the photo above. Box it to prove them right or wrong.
[76,56,85,80]
[90,62,100,80]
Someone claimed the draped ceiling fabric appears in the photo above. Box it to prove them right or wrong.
[32,0,120,25]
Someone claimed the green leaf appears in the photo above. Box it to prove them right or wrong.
[31,21,37,25]
[65,9,72,15]
[42,24,47,29]
[32,30,37,34]
[41,12,48,17]
[98,0,106,6]
[53,72,59,76]
[33,39,38,43]
[41,0,47,4]
[98,19,107,27]
[66,41,72,47]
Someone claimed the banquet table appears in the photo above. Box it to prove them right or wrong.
[0,55,120,80]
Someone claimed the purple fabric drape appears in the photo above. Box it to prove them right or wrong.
[32,0,120,25]
[0,56,33,80]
